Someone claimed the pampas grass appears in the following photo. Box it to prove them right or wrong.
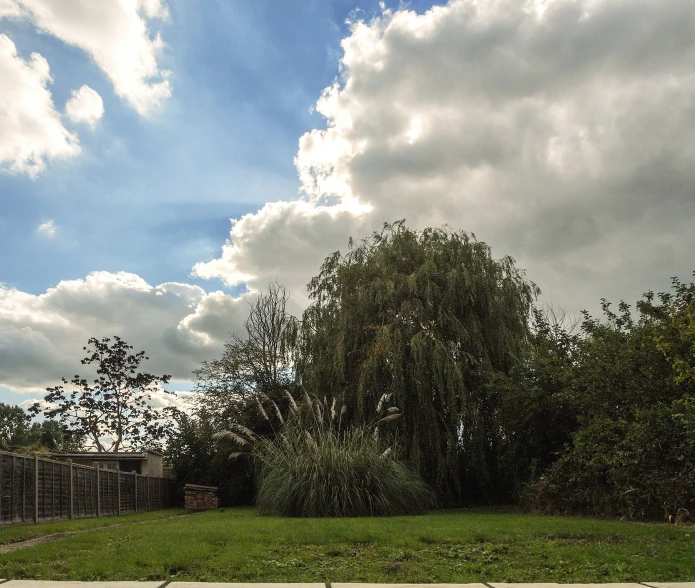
[219,394,432,517]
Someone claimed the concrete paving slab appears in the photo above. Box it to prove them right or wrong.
[641,584,695,588]
[489,584,560,588]
[333,584,486,588]
[169,584,325,588]
[490,585,645,588]
[2,583,165,588]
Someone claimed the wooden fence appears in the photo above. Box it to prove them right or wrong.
[0,450,179,525]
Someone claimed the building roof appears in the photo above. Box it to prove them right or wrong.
[53,450,162,459]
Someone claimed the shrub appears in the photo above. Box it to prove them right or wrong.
[525,400,695,522]
[218,394,433,517]
[523,276,695,521]
[166,409,255,506]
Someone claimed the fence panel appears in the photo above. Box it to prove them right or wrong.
[119,471,135,513]
[0,450,178,526]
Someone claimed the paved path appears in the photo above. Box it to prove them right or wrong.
[0,582,694,588]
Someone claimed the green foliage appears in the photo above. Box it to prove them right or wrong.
[165,408,254,506]
[254,421,433,517]
[192,284,301,499]
[296,221,538,503]
[0,402,31,449]
[527,401,695,521]
[219,393,433,517]
[495,309,581,496]
[645,275,695,385]
[0,403,77,452]
[31,336,173,452]
[526,274,695,521]
[188,216,695,521]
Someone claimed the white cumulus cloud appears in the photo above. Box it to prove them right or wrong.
[0,271,252,393]
[65,85,104,127]
[0,34,80,176]
[192,199,372,310]
[0,0,170,176]
[5,0,695,396]
[2,0,170,115]
[199,0,695,316]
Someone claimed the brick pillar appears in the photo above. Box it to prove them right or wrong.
[184,484,219,511]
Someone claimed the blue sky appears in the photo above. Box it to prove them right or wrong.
[1,0,430,295]
[1,0,694,407]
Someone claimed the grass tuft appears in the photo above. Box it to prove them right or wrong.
[248,394,432,517]
[255,419,432,517]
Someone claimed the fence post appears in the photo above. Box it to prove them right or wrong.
[117,467,121,516]
[96,465,101,517]
[51,461,55,520]
[34,454,39,523]
[22,456,26,522]
[133,471,138,512]
[11,455,15,522]
[68,460,74,519]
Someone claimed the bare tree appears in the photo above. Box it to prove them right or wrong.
[193,283,299,418]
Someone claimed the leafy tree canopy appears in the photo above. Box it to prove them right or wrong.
[526,274,695,521]
[296,220,539,503]
[1,403,77,453]
[31,336,172,452]
[0,403,30,449]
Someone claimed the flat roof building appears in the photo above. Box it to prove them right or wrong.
[52,449,163,476]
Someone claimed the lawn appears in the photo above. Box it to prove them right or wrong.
[0,506,692,583]
[0,508,188,546]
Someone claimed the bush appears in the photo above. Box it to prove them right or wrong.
[166,409,255,506]
[522,276,695,521]
[525,400,695,522]
[219,394,433,517]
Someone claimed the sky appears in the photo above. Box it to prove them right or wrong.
[1,0,694,409]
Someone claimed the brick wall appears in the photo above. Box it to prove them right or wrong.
[184,484,219,511]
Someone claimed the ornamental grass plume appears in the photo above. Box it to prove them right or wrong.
[215,393,433,517]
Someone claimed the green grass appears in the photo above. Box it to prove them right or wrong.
[0,507,693,582]
[0,508,187,546]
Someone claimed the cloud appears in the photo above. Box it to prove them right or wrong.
[2,0,170,115]
[65,85,104,127]
[6,0,695,395]
[36,219,57,237]
[0,34,80,176]
[192,199,372,310]
[0,0,169,176]
[199,0,695,315]
[0,271,252,393]
[0,0,21,18]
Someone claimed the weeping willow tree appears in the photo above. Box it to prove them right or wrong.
[296,221,538,504]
